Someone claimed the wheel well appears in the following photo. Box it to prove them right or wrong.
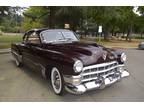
[45,65,53,79]
[45,65,62,80]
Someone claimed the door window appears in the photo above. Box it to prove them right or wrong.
[27,32,40,44]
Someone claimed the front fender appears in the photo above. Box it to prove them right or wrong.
[43,49,78,76]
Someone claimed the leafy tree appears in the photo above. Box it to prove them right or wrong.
[120,7,137,41]
[21,6,141,41]
[23,6,83,31]
[22,6,49,30]
[0,6,23,32]
[55,6,83,31]
[85,7,124,40]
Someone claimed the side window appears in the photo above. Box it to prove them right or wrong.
[27,32,40,44]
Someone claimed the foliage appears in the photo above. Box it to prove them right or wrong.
[0,6,24,33]
[1,6,144,41]
[0,29,3,35]
[22,6,83,31]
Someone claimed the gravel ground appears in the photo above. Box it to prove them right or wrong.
[0,49,144,102]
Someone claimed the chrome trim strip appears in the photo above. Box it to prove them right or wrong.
[81,64,124,76]
[81,72,116,82]
[65,70,129,94]
[11,50,19,56]
[63,75,81,85]
[11,50,22,62]
[82,61,118,71]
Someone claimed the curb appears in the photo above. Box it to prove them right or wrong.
[0,49,11,54]
[106,46,137,49]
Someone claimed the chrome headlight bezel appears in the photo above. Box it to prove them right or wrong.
[121,53,127,62]
[73,60,83,73]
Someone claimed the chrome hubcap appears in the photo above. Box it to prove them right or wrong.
[53,72,60,90]
[51,67,62,94]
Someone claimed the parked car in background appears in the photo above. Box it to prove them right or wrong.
[138,42,144,50]
[11,29,129,95]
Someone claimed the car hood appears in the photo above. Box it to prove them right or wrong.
[42,41,118,66]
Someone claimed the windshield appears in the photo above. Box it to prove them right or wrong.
[40,30,79,43]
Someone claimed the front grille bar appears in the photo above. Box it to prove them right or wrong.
[83,61,118,72]
[82,65,119,76]
[81,61,123,82]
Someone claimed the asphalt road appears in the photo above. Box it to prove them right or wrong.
[0,49,144,102]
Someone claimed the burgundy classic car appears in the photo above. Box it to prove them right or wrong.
[11,29,129,95]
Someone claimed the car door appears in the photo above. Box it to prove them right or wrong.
[22,32,41,70]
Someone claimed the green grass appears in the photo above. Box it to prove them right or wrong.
[0,34,143,49]
[81,37,144,49]
[0,35,22,43]
[0,35,22,49]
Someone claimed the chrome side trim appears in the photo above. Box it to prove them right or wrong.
[11,50,22,62]
[63,75,81,85]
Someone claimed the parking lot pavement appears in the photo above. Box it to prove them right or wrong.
[0,49,144,102]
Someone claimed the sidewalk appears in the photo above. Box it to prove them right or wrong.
[0,48,11,54]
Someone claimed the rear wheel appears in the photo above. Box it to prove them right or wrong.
[51,67,65,95]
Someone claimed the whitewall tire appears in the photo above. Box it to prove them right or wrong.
[51,67,64,95]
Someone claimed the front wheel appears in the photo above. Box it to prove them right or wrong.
[51,67,65,95]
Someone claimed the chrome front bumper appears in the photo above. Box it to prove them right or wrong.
[64,63,129,94]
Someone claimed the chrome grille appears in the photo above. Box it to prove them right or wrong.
[81,61,118,82]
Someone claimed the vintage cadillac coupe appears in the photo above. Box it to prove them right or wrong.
[11,29,129,95]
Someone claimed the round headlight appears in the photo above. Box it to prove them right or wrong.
[121,53,126,62]
[73,60,83,73]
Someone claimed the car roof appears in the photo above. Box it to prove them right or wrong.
[23,28,72,40]
[25,28,71,34]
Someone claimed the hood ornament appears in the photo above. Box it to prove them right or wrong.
[102,52,107,60]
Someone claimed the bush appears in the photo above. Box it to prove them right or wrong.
[0,30,3,35]
[134,36,144,39]
[0,26,5,32]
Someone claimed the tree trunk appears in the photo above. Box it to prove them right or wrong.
[141,32,143,39]
[49,7,55,28]
[112,29,114,36]
[126,24,132,42]
[123,31,125,36]
[114,32,117,36]
[104,27,110,41]
[111,26,115,36]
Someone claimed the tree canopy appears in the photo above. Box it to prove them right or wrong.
[0,6,144,41]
